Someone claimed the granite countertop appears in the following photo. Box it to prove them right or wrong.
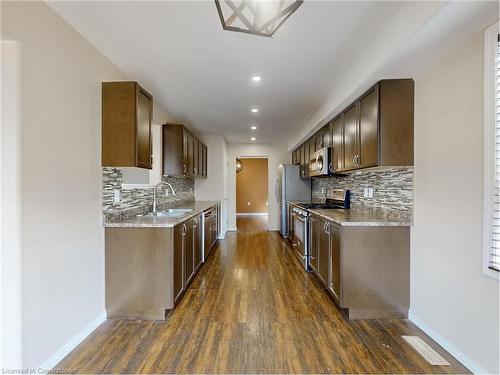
[287,201,411,227]
[104,201,220,228]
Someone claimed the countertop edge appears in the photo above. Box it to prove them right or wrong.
[103,201,220,228]
[287,201,412,227]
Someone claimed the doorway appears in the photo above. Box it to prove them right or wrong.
[236,157,268,228]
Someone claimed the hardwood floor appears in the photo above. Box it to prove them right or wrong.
[57,216,469,374]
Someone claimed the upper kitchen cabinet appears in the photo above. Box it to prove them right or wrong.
[162,123,207,178]
[344,79,414,171]
[330,116,344,172]
[102,81,153,169]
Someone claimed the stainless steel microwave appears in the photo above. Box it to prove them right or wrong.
[309,147,332,177]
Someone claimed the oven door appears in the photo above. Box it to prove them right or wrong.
[309,147,331,176]
[291,211,308,270]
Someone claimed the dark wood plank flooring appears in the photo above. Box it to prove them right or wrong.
[56,216,469,374]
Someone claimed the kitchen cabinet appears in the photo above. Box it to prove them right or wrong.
[173,214,203,304]
[202,144,208,178]
[105,203,219,320]
[343,104,358,171]
[330,116,344,172]
[173,224,184,303]
[102,81,153,169]
[307,212,410,320]
[185,220,194,284]
[308,215,319,273]
[290,79,413,173]
[162,123,208,178]
[318,218,329,285]
[204,204,220,260]
[194,216,203,270]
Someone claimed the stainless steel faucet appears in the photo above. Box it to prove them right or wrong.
[152,181,176,213]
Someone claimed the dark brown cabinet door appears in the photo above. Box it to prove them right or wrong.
[193,137,199,176]
[343,104,358,170]
[197,141,203,178]
[331,116,344,172]
[203,144,208,178]
[318,218,329,285]
[173,224,184,303]
[309,215,319,273]
[187,132,194,176]
[136,88,152,169]
[300,145,306,178]
[322,125,331,149]
[359,87,379,168]
[102,81,153,169]
[185,220,194,284]
[304,141,311,178]
[194,215,203,269]
[328,224,341,303]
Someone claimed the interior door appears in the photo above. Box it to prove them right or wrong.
[136,87,152,169]
[173,224,185,303]
[331,116,344,172]
[343,104,358,170]
[359,86,379,168]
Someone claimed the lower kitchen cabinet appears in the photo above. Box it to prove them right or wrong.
[308,212,410,320]
[308,215,319,273]
[105,206,217,320]
[203,204,220,260]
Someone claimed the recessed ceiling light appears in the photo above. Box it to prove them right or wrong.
[251,126,257,130]
[251,108,259,113]
[252,76,261,82]
[251,137,256,141]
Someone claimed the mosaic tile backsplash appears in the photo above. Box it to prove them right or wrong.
[102,168,195,221]
[311,167,413,221]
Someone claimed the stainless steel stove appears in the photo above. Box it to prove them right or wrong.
[289,189,350,270]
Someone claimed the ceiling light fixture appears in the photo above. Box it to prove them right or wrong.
[214,0,304,38]
[252,76,261,82]
[251,126,257,130]
[251,137,256,141]
[251,108,259,113]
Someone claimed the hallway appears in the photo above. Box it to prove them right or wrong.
[57,217,468,373]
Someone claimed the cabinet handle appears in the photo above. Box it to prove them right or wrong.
[183,164,187,174]
[328,162,333,173]
[182,224,187,236]
[194,168,197,174]
[193,219,198,229]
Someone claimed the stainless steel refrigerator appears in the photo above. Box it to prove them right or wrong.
[276,164,311,237]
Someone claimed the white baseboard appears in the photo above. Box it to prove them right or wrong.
[408,312,486,374]
[40,311,106,370]
[236,213,268,216]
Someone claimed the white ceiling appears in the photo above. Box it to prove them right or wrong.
[47,0,405,143]
[47,1,497,146]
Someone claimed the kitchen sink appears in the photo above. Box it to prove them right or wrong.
[138,208,194,218]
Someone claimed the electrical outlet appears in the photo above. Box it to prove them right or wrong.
[113,189,121,203]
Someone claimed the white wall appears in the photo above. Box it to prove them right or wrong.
[411,32,499,373]
[1,39,22,370]
[227,144,290,231]
[1,1,172,369]
[195,135,228,237]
